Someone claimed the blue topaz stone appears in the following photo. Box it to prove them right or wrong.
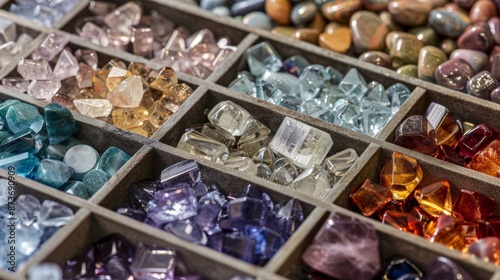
[44,103,78,144]
[35,159,74,189]
[0,152,39,177]
[97,146,131,177]
[5,102,44,134]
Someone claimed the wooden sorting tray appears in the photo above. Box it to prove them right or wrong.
[0,0,498,279]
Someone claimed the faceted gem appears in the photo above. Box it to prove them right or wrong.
[223,156,258,175]
[361,100,392,137]
[82,169,109,196]
[467,140,500,178]
[382,211,422,235]
[2,77,30,93]
[80,22,109,47]
[164,219,207,245]
[425,102,462,147]
[382,257,424,280]
[17,58,52,80]
[106,65,132,91]
[430,215,466,250]
[239,120,271,145]
[195,191,225,227]
[457,124,499,159]
[338,68,368,101]
[35,159,74,189]
[364,83,389,107]
[276,199,304,239]
[261,70,300,96]
[131,25,154,58]
[94,234,134,278]
[428,257,474,280]
[351,179,393,216]
[380,152,423,200]
[177,130,229,163]
[146,183,197,225]
[291,165,331,199]
[207,101,253,137]
[149,67,178,91]
[246,226,284,265]
[44,103,78,144]
[298,65,330,100]
[37,200,74,227]
[35,33,69,61]
[103,2,142,34]
[112,107,149,130]
[302,212,380,279]
[160,160,201,189]
[437,145,466,166]
[64,145,100,179]
[97,146,131,177]
[467,71,499,100]
[246,42,283,76]
[219,197,267,231]
[74,99,113,118]
[0,152,39,177]
[27,80,61,101]
[130,242,176,280]
[394,115,438,156]
[230,75,256,97]
[6,102,44,134]
[414,180,452,218]
[222,234,256,264]
[453,189,496,221]
[107,75,143,108]
[269,117,333,169]
[53,49,79,80]
[201,123,236,147]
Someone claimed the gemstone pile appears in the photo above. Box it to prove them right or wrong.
[0,193,74,272]
[116,159,305,266]
[0,18,33,70]
[176,100,359,199]
[298,212,474,279]
[200,0,500,104]
[62,233,252,279]
[8,0,79,27]
[2,32,194,137]
[395,101,500,179]
[74,1,237,78]
[350,151,500,263]
[229,41,412,137]
[0,100,131,199]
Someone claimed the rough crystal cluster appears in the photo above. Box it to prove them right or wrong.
[228,41,412,137]
[74,1,236,78]
[0,193,73,272]
[62,233,253,279]
[8,0,79,26]
[116,159,305,266]
[0,18,33,70]
[395,102,500,178]
[176,100,358,199]
[0,100,131,199]
[3,32,193,137]
[350,151,500,263]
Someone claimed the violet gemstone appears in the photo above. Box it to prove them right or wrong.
[491,87,500,104]
[434,58,475,92]
[93,234,134,266]
[466,71,499,99]
[277,199,304,239]
[427,257,474,280]
[245,226,284,265]
[458,22,495,53]
[219,197,268,231]
[302,212,381,280]
[63,254,95,279]
[205,224,223,251]
[244,184,273,213]
[116,206,146,221]
[160,160,201,190]
[129,179,157,210]
[195,191,225,227]
[222,234,256,263]
[146,183,197,225]
[164,219,208,245]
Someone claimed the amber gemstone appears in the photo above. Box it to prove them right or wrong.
[424,102,462,147]
[380,152,423,200]
[351,179,393,216]
[414,180,452,218]
[467,140,500,178]
[430,215,466,250]
[458,220,487,245]
[377,200,405,221]
[394,115,438,156]
[382,211,423,236]
[453,189,496,221]
[437,145,466,167]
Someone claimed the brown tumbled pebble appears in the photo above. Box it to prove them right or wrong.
[322,0,362,23]
[265,0,292,25]
[469,0,498,24]
[362,0,390,11]
[292,28,320,45]
[359,51,392,69]
[271,26,296,37]
[388,0,433,27]
[319,28,351,53]
[307,12,327,33]
[350,11,389,53]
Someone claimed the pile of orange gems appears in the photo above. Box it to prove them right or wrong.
[350,151,500,264]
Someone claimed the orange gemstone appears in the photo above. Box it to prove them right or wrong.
[350,179,393,216]
[394,115,438,156]
[414,180,452,218]
[377,200,405,221]
[430,215,466,250]
[467,140,500,178]
[425,102,462,147]
[382,211,423,236]
[453,189,496,221]
[458,220,487,245]
[380,152,423,200]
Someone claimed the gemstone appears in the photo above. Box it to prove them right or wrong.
[458,22,495,53]
[0,129,42,154]
[97,146,131,177]
[164,219,207,245]
[350,11,388,52]
[382,211,422,235]
[427,257,474,280]
[177,130,229,163]
[467,71,499,100]
[417,46,447,82]
[112,107,149,130]
[457,124,498,159]
[93,234,134,278]
[222,234,256,264]
[6,102,44,134]
[276,199,304,239]
[428,9,470,38]
[219,197,268,231]
[351,179,393,216]
[437,145,466,166]
[298,65,330,100]
[449,49,488,74]
[467,140,500,178]
[35,33,69,61]
[338,68,368,101]
[269,117,333,169]
[107,75,143,108]
[394,115,438,156]
[160,159,201,189]
[74,99,113,118]
[0,152,39,177]
[103,2,142,35]
[146,183,197,225]
[37,200,74,227]
[44,103,78,145]
[61,181,90,199]
[27,80,61,101]
[434,58,475,92]
[130,242,176,280]
[380,152,423,200]
[82,169,109,196]
[453,189,496,221]
[195,191,225,227]
[17,58,52,80]
[291,165,331,199]
[28,263,63,280]
[302,212,380,279]
[467,237,500,265]
[430,215,466,250]
[2,77,30,93]
[63,145,100,179]
[131,25,154,58]
[414,180,452,218]
[283,55,310,76]
[207,101,254,137]
[35,159,74,189]
[246,227,284,265]
[425,102,462,147]
[105,66,132,91]
[53,49,79,80]
[246,42,283,76]
[201,123,236,147]
[382,257,423,279]
[80,22,109,47]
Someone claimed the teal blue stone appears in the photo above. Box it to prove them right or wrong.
[429,10,469,38]
[36,143,68,160]
[82,169,109,196]
[5,103,44,134]
[35,159,74,189]
[61,180,89,199]
[0,152,39,177]
[97,146,131,177]
[0,129,43,154]
[0,100,21,131]
[246,42,283,76]
[229,75,256,97]
[44,103,78,144]
[339,68,368,101]
[0,130,11,143]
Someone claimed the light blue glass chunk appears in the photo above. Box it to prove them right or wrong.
[256,79,284,103]
[278,96,302,111]
[333,99,364,133]
[364,83,390,107]
[82,169,109,196]
[246,42,283,76]
[0,129,43,154]
[44,103,78,144]
[326,66,344,85]
[15,194,41,226]
[260,70,299,96]
[35,159,74,189]
[0,100,21,127]
[361,100,392,137]
[0,152,39,177]
[5,102,44,134]
[299,99,323,115]
[298,65,329,100]
[16,222,43,256]
[28,263,63,280]
[311,107,336,123]
[229,75,256,97]
[61,180,89,199]
[97,146,131,177]
[37,200,74,227]
[387,83,411,114]
[338,68,368,101]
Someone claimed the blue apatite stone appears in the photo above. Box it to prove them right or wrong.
[222,234,256,264]
[44,103,78,144]
[0,100,21,130]
[245,226,284,265]
[35,159,74,189]
[82,169,109,196]
[0,152,39,177]
[61,180,89,199]
[429,9,469,38]
[383,257,423,279]
[5,102,44,134]
[0,129,43,154]
[0,130,11,143]
[219,197,268,231]
[97,146,131,177]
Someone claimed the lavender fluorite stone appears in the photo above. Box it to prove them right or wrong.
[302,212,380,280]
[160,160,201,189]
[219,197,268,231]
[146,183,197,226]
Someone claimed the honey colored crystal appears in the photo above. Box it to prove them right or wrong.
[431,215,466,250]
[351,179,393,216]
[149,67,178,91]
[74,99,113,118]
[160,83,193,113]
[414,180,452,218]
[380,152,423,200]
[96,59,127,79]
[106,75,144,108]
[382,211,422,236]
[148,101,173,129]
[105,66,132,91]
[111,107,149,130]
[467,140,500,178]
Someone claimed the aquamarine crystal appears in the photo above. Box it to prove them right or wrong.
[256,79,284,102]
[44,103,78,144]
[338,68,368,101]
[260,70,299,96]
[299,65,330,100]
[229,75,256,97]
[61,181,89,199]
[364,83,390,107]
[82,169,109,196]
[0,152,39,177]
[387,83,411,114]
[6,102,44,134]
[35,159,74,189]
[97,146,131,177]
[0,129,42,154]
[246,42,283,76]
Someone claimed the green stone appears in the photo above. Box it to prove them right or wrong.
[97,146,131,177]
[409,27,438,46]
[0,130,11,143]
[61,180,89,199]
[397,65,418,78]
[44,103,78,144]
[82,169,109,196]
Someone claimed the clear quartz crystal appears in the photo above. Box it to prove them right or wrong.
[322,148,358,184]
[201,123,236,147]
[223,156,258,175]
[292,165,331,199]
[207,100,253,136]
[246,42,283,76]
[269,117,333,169]
[177,130,229,163]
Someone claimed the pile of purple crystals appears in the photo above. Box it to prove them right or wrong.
[116,159,305,266]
